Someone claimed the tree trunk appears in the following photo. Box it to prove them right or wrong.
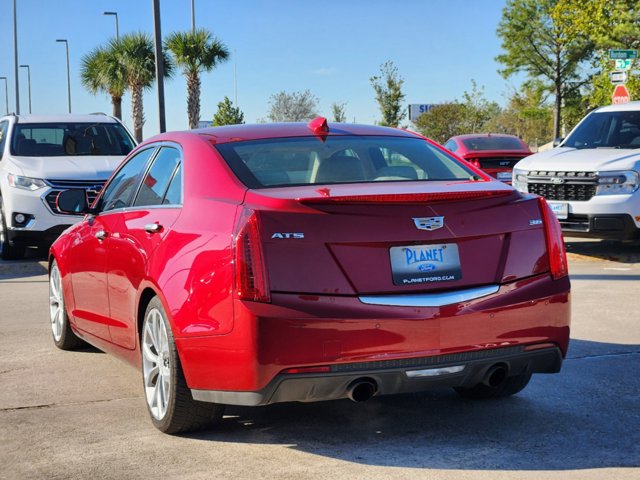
[131,84,144,142]
[187,71,201,130]
[111,95,122,120]
[553,84,562,141]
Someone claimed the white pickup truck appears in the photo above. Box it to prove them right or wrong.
[512,101,640,240]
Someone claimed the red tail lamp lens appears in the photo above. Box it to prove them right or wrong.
[234,208,270,302]
[538,197,569,280]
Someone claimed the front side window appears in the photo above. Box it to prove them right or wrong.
[134,147,181,207]
[214,136,481,189]
[10,122,135,157]
[99,148,155,212]
[563,111,640,149]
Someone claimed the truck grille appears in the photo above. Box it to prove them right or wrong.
[44,179,105,215]
[526,171,597,202]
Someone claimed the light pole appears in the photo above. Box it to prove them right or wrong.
[152,0,166,133]
[0,77,8,115]
[191,0,195,32]
[13,0,20,114]
[56,39,71,113]
[19,65,31,114]
[103,11,119,40]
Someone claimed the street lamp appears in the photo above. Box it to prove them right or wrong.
[13,0,20,114]
[103,11,119,40]
[191,0,195,32]
[19,65,31,114]
[152,0,166,133]
[0,77,8,115]
[56,39,71,113]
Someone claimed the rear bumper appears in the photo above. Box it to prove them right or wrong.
[176,273,571,397]
[191,345,562,406]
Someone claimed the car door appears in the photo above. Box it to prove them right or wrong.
[107,145,183,349]
[68,147,156,340]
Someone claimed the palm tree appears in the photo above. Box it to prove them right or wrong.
[165,29,230,129]
[115,32,173,142]
[80,41,127,120]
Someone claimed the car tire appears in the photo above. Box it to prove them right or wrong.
[454,372,532,400]
[49,260,87,350]
[141,296,225,434]
[0,200,26,260]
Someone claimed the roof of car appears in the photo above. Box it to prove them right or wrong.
[449,133,523,141]
[4,113,118,124]
[190,122,419,144]
[594,100,640,113]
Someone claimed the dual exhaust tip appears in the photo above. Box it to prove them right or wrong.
[346,363,509,403]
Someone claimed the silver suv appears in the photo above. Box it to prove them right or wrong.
[0,113,136,259]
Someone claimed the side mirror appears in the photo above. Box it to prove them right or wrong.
[553,137,565,148]
[57,189,89,214]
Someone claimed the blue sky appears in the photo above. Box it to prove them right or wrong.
[0,0,517,138]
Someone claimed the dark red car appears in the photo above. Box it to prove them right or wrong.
[49,119,570,433]
[444,134,532,183]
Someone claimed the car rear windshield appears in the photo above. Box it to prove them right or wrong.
[461,137,525,151]
[11,122,135,157]
[563,110,640,149]
[214,136,480,188]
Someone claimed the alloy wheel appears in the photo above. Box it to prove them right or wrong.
[142,308,171,420]
[49,263,64,342]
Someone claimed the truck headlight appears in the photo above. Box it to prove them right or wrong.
[7,173,47,191]
[512,168,528,193]
[596,171,639,195]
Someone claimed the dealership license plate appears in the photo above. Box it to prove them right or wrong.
[390,244,462,285]
[497,171,512,180]
[548,202,569,220]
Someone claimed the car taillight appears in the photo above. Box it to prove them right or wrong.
[538,197,568,280]
[234,208,270,302]
[468,158,481,168]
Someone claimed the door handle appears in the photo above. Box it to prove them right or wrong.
[144,223,163,234]
[95,230,108,241]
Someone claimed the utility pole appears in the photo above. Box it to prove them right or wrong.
[191,0,195,32]
[0,77,8,115]
[13,0,20,114]
[152,0,166,133]
[19,65,31,114]
[56,39,71,113]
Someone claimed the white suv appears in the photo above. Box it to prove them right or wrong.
[513,101,640,241]
[0,114,136,259]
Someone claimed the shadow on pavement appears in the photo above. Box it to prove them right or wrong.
[184,339,640,471]
[0,248,49,279]
[565,237,640,263]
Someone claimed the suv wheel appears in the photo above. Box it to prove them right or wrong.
[0,200,26,260]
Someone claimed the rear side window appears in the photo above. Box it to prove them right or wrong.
[163,165,182,205]
[215,136,480,189]
[100,148,155,212]
[443,140,458,152]
[10,122,135,156]
[461,137,525,151]
[134,147,181,207]
[0,121,8,158]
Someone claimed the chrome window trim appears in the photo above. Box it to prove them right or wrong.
[359,284,500,307]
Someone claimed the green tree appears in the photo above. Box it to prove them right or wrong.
[80,40,127,120]
[461,80,501,133]
[267,90,318,122]
[165,29,230,130]
[496,0,594,139]
[413,102,467,143]
[331,102,347,122]
[554,0,640,108]
[484,81,554,147]
[370,61,405,127]
[116,32,173,142]
[212,96,245,126]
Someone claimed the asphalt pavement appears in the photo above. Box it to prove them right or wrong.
[0,239,639,479]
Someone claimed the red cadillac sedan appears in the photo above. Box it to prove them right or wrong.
[443,134,532,183]
[49,119,570,433]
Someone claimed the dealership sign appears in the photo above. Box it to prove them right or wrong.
[408,104,441,122]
